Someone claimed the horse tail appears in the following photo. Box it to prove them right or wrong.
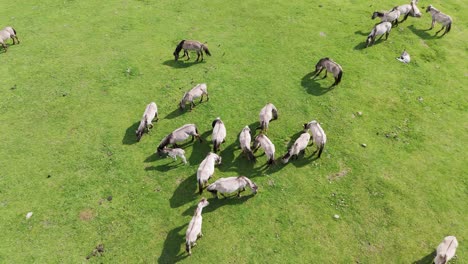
[318,144,325,158]
[202,45,211,56]
[12,28,17,35]
[446,22,451,33]
[336,71,343,85]
[247,150,256,162]
[198,179,204,195]
[213,141,219,153]
[185,241,191,255]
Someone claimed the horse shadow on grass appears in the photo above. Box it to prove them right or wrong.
[188,131,212,165]
[301,72,334,96]
[163,59,206,69]
[411,250,436,264]
[170,173,198,208]
[407,25,440,40]
[164,107,185,120]
[157,224,188,263]
[182,194,256,216]
[122,121,140,145]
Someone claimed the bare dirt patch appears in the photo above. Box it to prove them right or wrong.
[79,209,95,221]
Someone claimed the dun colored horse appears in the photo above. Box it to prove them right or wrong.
[312,58,343,87]
[426,5,452,36]
[0,26,19,52]
[185,198,209,256]
[207,176,258,198]
[174,40,211,62]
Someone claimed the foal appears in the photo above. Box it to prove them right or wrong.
[185,198,209,256]
[366,22,392,48]
[211,117,226,153]
[0,26,19,51]
[173,40,211,62]
[304,120,327,158]
[239,126,256,161]
[160,147,187,165]
[312,58,343,87]
[258,103,278,131]
[180,83,209,111]
[136,102,158,142]
[426,5,452,36]
[207,176,258,198]
[197,153,222,194]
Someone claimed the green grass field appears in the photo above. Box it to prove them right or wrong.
[0,0,466,263]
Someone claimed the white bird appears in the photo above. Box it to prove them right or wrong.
[396,50,410,63]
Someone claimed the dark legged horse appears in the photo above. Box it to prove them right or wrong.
[173,40,211,62]
[312,58,343,87]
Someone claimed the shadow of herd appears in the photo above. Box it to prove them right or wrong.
[1,0,458,262]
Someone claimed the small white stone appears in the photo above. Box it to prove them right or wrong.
[26,212,33,219]
[334,214,340,219]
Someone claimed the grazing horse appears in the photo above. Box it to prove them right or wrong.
[282,132,311,164]
[160,147,187,164]
[372,8,401,27]
[258,103,278,131]
[366,22,392,48]
[434,236,458,264]
[304,120,327,158]
[252,134,275,165]
[0,26,19,52]
[185,198,209,256]
[207,176,258,198]
[211,117,226,153]
[156,124,201,155]
[136,102,158,142]
[180,83,209,111]
[239,126,256,161]
[395,0,421,23]
[312,58,343,87]
[426,5,452,36]
[197,153,222,195]
[173,40,211,62]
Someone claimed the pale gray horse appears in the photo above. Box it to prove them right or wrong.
[372,8,401,27]
[252,133,275,165]
[304,120,327,158]
[185,198,209,256]
[211,117,226,153]
[312,58,343,87]
[366,22,392,47]
[207,176,258,198]
[239,126,256,161]
[197,152,222,194]
[180,83,209,111]
[174,40,211,62]
[156,124,201,155]
[282,132,311,164]
[257,103,278,131]
[136,102,158,142]
[0,26,19,51]
[426,5,452,36]
[434,236,458,264]
[395,0,421,23]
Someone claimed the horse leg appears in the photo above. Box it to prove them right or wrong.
[400,14,409,23]
[195,51,200,62]
[385,32,390,40]
[186,50,190,61]
[321,71,328,79]
[312,68,323,79]
[428,19,435,30]
[199,95,203,103]
[1,43,7,52]
[317,146,324,158]
[436,26,444,35]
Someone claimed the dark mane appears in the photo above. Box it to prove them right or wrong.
[157,134,172,151]
[174,40,185,55]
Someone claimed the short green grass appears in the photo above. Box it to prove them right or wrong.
[0,0,466,263]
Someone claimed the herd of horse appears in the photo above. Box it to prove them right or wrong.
[0,1,458,262]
